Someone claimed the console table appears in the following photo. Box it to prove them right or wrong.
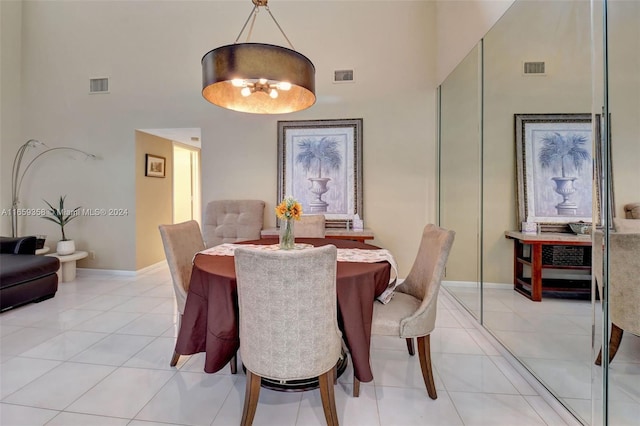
[260,228,374,243]
[505,231,592,301]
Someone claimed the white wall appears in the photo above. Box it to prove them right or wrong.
[1,1,446,274]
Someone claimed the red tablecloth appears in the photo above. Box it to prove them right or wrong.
[174,238,391,383]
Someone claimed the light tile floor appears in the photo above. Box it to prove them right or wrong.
[0,266,581,426]
[446,284,640,426]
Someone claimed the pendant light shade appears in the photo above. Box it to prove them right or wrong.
[202,43,315,114]
[201,0,316,114]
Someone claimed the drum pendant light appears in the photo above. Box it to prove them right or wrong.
[201,0,316,114]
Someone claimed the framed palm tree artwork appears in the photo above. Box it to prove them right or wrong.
[277,118,363,228]
[515,113,593,232]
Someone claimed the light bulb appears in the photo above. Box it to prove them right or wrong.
[269,89,278,99]
[258,78,268,85]
[241,87,252,97]
[231,79,245,87]
[277,82,292,91]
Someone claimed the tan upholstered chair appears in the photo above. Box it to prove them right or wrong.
[159,220,236,373]
[595,218,640,365]
[203,200,265,247]
[294,214,326,238]
[234,245,342,426]
[353,224,455,398]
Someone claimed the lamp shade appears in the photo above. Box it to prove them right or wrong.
[202,43,316,114]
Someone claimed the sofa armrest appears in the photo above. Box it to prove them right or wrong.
[0,236,37,255]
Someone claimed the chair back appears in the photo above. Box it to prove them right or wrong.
[203,200,265,247]
[294,215,326,238]
[158,220,205,314]
[398,224,455,335]
[234,245,342,381]
[607,232,640,335]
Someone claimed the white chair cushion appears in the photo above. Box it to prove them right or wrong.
[372,292,421,336]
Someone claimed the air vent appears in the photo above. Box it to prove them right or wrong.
[89,78,109,93]
[333,69,354,83]
[523,61,546,75]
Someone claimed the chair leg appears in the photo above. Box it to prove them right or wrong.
[595,323,624,366]
[170,350,180,367]
[241,370,261,426]
[406,337,415,356]
[230,354,238,374]
[353,376,360,397]
[170,314,183,367]
[319,370,340,426]
[417,335,437,399]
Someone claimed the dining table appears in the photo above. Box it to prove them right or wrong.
[173,237,393,387]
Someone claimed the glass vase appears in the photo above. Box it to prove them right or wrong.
[279,219,295,250]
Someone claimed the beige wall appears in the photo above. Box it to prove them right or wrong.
[608,1,640,217]
[1,1,23,214]
[439,45,481,282]
[0,0,512,272]
[135,131,173,270]
[482,0,591,284]
[436,0,515,84]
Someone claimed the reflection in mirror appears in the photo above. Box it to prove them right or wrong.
[438,0,640,424]
[598,1,640,425]
[481,1,593,422]
[439,43,482,320]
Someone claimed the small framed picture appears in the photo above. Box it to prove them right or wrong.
[145,154,166,178]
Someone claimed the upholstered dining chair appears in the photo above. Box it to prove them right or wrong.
[234,245,342,426]
[202,200,265,247]
[594,218,640,365]
[294,214,326,238]
[353,224,455,398]
[159,220,237,373]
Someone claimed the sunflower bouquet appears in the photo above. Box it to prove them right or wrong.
[275,196,302,249]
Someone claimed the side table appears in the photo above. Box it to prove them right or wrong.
[46,251,88,282]
[260,228,374,243]
[505,231,592,301]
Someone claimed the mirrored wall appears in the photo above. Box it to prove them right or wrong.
[438,0,639,424]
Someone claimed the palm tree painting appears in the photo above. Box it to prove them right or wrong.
[295,137,343,213]
[538,132,591,216]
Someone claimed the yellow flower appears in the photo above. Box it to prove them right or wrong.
[275,196,303,220]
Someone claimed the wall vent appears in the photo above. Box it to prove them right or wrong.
[89,78,109,93]
[333,69,354,83]
[523,61,546,75]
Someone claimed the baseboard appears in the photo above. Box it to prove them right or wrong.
[443,280,511,289]
[77,260,167,277]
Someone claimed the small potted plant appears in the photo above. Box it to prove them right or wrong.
[42,195,81,255]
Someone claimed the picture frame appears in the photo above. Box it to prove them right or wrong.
[145,154,166,178]
[277,118,363,228]
[594,113,615,228]
[515,113,593,232]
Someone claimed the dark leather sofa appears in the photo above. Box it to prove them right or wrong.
[0,236,59,312]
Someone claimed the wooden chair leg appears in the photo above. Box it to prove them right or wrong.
[417,335,437,399]
[319,370,339,426]
[353,376,360,397]
[230,354,238,374]
[170,313,183,367]
[406,337,415,356]
[595,323,624,366]
[241,370,261,426]
[170,350,180,367]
